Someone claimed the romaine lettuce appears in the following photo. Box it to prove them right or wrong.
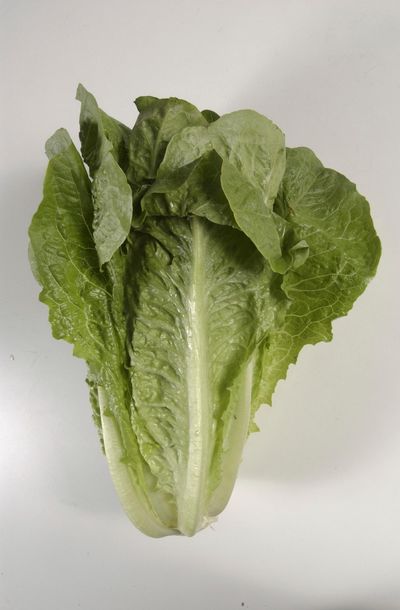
[28,85,380,537]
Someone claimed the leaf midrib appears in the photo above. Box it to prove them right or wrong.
[177,216,212,536]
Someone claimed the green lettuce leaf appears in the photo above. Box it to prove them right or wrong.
[142,149,236,227]
[201,108,220,123]
[251,147,381,409]
[76,84,133,266]
[29,89,380,538]
[29,128,111,365]
[125,217,277,533]
[29,128,179,536]
[128,97,208,186]
[139,110,304,273]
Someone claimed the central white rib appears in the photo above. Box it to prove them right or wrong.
[178,216,212,536]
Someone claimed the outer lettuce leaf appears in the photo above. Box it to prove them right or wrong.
[28,129,178,537]
[76,84,133,266]
[251,147,381,410]
[76,84,130,175]
[29,129,112,366]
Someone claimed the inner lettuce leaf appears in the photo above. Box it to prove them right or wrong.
[28,86,381,537]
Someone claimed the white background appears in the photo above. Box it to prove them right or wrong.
[1,1,400,608]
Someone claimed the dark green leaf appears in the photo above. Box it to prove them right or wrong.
[76,84,133,265]
[128,97,208,185]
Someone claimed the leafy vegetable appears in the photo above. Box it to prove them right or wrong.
[29,86,381,537]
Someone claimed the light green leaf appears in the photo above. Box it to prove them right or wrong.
[45,128,73,159]
[251,147,381,409]
[28,129,111,365]
[220,160,283,266]
[207,110,299,272]
[126,216,276,534]
[91,152,133,266]
[209,110,286,206]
